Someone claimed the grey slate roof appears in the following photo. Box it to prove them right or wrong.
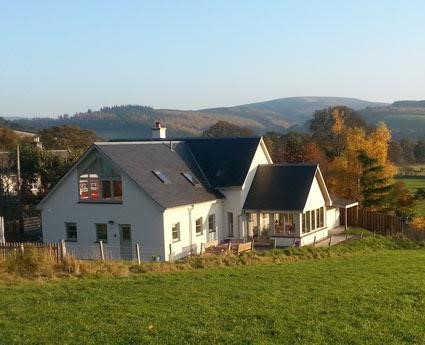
[185,137,262,188]
[96,142,223,209]
[243,164,318,211]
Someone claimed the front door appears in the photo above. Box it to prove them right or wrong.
[208,214,217,242]
[119,224,132,260]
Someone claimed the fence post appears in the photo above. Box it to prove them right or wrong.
[20,243,25,255]
[272,238,277,249]
[60,239,67,262]
[99,240,105,261]
[200,243,204,255]
[136,242,141,265]
[251,239,255,251]
[328,234,332,247]
[313,236,316,247]
[227,241,232,253]
[360,231,364,239]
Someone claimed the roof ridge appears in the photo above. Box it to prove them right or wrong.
[258,163,318,167]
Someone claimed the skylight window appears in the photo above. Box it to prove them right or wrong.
[181,172,200,186]
[215,168,226,177]
[152,170,171,184]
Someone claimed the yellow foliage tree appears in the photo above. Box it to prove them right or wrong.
[326,111,395,206]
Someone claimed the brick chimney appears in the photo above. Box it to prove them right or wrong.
[151,122,167,139]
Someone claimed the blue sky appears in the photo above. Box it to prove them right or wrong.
[1,0,425,116]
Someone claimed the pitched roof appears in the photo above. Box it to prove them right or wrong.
[96,142,222,209]
[185,137,262,188]
[243,164,318,211]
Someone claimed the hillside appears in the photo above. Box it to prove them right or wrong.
[4,97,425,140]
[361,100,425,139]
[5,97,386,139]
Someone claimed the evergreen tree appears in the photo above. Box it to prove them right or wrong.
[358,150,393,210]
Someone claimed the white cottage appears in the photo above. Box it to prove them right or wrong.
[38,127,353,261]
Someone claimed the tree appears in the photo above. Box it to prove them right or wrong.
[388,140,403,164]
[202,121,254,138]
[389,182,415,218]
[0,127,20,151]
[358,150,393,210]
[7,143,78,201]
[38,125,98,153]
[326,119,395,203]
[400,139,416,163]
[309,106,367,159]
[413,140,425,163]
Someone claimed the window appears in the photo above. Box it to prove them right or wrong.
[319,207,324,228]
[305,211,311,233]
[195,217,203,235]
[273,213,294,236]
[152,170,171,184]
[172,223,180,242]
[181,172,200,186]
[228,212,234,237]
[66,222,77,241]
[79,158,122,202]
[95,223,108,242]
[312,209,316,230]
[215,169,226,177]
[302,213,306,234]
[208,214,216,233]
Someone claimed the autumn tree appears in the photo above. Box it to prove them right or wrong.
[202,121,254,138]
[0,127,20,151]
[309,106,367,158]
[38,125,98,153]
[326,111,395,206]
[388,182,415,218]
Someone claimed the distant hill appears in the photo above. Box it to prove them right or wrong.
[4,97,425,140]
[5,97,385,139]
[360,100,425,139]
[220,96,387,124]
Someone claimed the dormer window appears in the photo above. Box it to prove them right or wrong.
[79,158,122,202]
[152,170,171,184]
[181,172,200,186]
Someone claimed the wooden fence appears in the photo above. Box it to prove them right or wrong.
[342,207,425,242]
[343,207,404,235]
[0,242,60,261]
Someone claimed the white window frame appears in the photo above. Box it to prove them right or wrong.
[172,222,180,242]
[228,212,234,237]
[195,217,203,236]
[208,214,216,233]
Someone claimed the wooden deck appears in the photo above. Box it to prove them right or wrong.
[204,241,254,255]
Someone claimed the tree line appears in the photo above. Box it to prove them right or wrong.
[203,107,419,218]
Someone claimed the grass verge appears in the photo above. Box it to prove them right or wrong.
[0,236,424,344]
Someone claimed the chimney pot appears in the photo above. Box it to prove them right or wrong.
[151,122,167,139]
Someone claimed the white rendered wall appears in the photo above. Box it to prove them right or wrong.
[40,169,165,261]
[163,200,223,261]
[304,175,326,211]
[326,207,340,229]
[219,141,271,240]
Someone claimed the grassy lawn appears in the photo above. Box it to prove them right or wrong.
[396,177,425,215]
[1,244,425,344]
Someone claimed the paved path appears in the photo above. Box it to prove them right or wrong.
[315,226,355,247]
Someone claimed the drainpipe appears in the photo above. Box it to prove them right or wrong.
[188,205,194,253]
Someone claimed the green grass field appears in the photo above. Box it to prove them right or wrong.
[1,238,425,344]
[396,177,425,215]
